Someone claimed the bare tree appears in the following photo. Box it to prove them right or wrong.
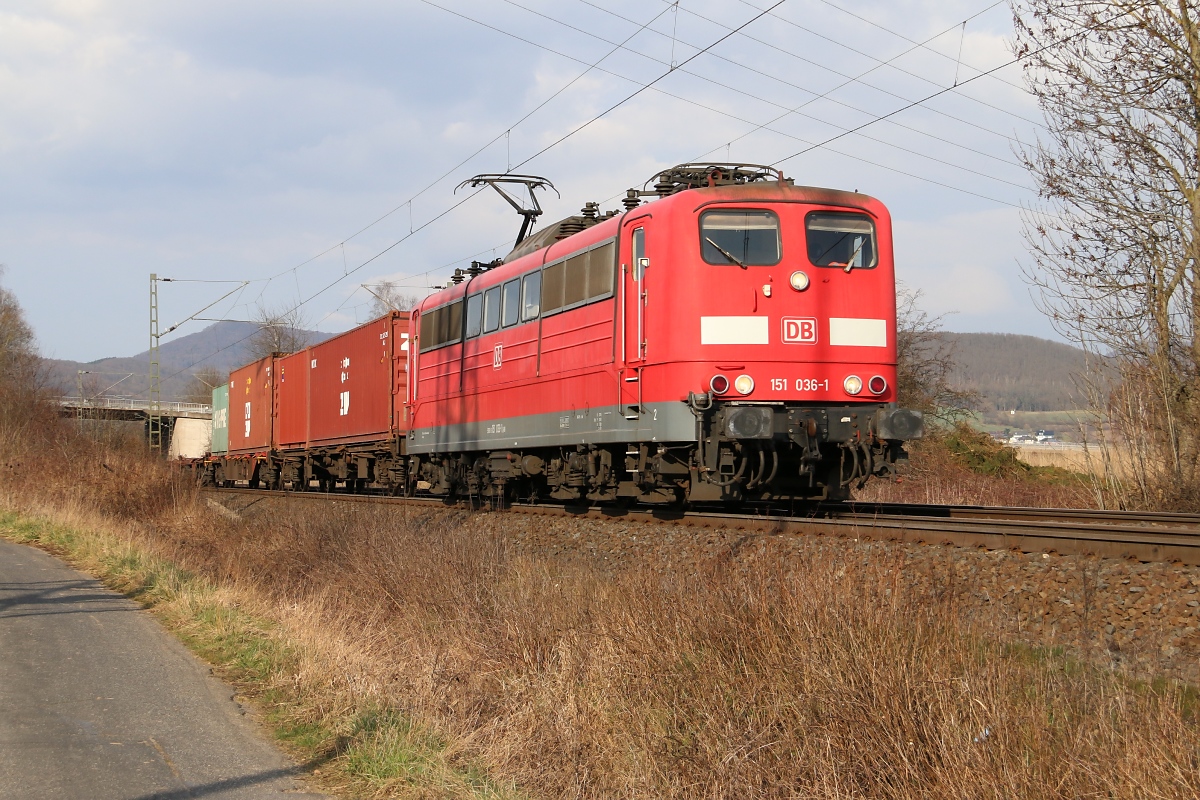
[247,302,311,360]
[0,268,52,443]
[1012,1,1200,508]
[364,280,421,318]
[180,366,226,406]
[0,272,37,388]
[894,285,976,426]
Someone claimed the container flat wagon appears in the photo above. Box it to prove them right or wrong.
[208,355,276,485]
[274,311,410,491]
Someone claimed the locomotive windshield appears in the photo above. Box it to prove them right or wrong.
[700,210,780,266]
[806,212,877,269]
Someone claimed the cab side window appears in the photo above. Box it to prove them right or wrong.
[502,279,521,327]
[465,294,483,339]
[522,271,541,321]
[483,286,501,333]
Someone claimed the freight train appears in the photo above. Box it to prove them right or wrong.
[199,163,923,504]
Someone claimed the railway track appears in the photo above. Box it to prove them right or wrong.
[202,488,1200,566]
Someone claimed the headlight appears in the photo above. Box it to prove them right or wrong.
[734,374,754,395]
[844,375,862,395]
[710,374,730,394]
[789,271,810,291]
[868,375,887,395]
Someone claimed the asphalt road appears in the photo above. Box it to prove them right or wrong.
[0,538,328,800]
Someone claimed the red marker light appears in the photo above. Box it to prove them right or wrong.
[710,374,730,394]
[868,375,887,395]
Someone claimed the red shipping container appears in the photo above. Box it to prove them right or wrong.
[226,356,275,454]
[306,313,400,446]
[274,349,310,450]
[392,313,411,433]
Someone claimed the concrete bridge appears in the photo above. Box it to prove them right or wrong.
[58,397,212,422]
[58,397,213,457]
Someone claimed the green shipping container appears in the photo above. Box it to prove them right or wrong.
[210,383,229,455]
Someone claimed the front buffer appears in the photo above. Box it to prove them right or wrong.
[686,397,924,503]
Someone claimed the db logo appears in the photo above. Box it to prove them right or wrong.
[782,317,818,344]
[493,344,503,370]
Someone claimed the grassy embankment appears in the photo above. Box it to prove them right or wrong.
[0,443,509,798]
[857,423,1097,507]
[2,426,1198,797]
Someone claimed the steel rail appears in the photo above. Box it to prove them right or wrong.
[838,502,1200,529]
[200,489,1200,566]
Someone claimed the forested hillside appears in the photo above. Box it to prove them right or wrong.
[45,321,331,401]
[948,333,1087,411]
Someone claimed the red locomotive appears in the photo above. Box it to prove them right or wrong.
[203,164,923,503]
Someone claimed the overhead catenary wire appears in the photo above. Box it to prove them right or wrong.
[153,4,681,381]
[813,0,1028,92]
[485,0,1028,183]
[314,239,510,328]
[541,0,1029,166]
[556,0,1030,188]
[725,0,1045,128]
[543,0,1037,148]
[767,3,1130,168]
[154,2,789,390]
[598,8,1026,174]
[675,0,1023,171]
[451,0,791,172]
[437,0,1028,202]
[259,0,1032,338]
[245,1,678,297]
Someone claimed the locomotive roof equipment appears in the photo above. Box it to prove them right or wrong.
[456,173,559,248]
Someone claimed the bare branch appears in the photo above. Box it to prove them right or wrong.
[247,303,311,361]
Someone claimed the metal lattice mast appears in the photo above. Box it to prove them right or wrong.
[148,273,162,453]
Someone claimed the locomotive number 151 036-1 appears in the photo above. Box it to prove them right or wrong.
[770,378,830,392]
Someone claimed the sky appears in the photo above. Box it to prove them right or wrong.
[0,0,1054,370]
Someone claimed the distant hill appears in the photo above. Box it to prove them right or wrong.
[45,321,331,402]
[45,323,1087,412]
[948,332,1088,411]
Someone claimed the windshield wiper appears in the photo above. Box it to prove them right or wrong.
[705,237,746,269]
[841,238,867,273]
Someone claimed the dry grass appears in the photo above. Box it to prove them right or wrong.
[2,419,1198,797]
[857,428,1099,508]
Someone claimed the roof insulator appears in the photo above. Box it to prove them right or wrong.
[622,189,641,210]
[450,268,465,285]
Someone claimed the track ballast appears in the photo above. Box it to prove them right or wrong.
[201,489,1200,567]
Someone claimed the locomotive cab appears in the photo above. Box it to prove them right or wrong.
[615,165,922,502]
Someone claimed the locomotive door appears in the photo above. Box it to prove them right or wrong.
[620,222,649,418]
